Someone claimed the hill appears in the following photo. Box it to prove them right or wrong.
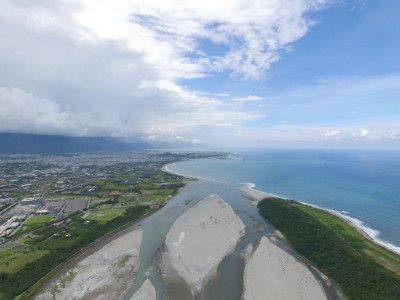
[0,133,152,154]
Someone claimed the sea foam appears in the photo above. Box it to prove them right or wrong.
[297,201,400,255]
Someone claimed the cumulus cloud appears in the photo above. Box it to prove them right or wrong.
[0,0,330,144]
[74,0,329,79]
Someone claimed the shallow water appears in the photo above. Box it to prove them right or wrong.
[123,179,339,300]
[123,180,267,300]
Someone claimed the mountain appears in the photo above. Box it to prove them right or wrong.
[0,133,152,154]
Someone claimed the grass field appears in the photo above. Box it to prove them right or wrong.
[86,208,126,223]
[0,249,48,273]
[16,215,53,235]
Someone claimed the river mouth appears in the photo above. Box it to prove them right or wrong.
[123,179,339,300]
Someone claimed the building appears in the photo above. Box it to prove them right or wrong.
[20,197,44,207]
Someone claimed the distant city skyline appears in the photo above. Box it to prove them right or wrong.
[0,0,399,149]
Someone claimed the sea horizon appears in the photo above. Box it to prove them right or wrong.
[166,148,400,255]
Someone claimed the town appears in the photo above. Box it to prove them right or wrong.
[0,151,227,299]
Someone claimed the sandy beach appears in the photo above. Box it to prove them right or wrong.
[161,164,175,175]
[240,185,282,204]
[161,194,245,296]
[243,236,327,300]
[35,228,143,300]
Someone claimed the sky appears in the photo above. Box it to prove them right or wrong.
[0,0,399,149]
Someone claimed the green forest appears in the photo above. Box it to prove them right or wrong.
[258,198,400,300]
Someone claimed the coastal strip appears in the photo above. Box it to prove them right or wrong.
[161,194,245,296]
[240,184,283,204]
[35,228,144,300]
[242,236,327,300]
[240,184,400,255]
[258,197,400,299]
[161,162,222,183]
[161,163,185,177]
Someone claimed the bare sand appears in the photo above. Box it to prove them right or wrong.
[240,185,281,204]
[130,279,156,300]
[162,194,245,296]
[35,228,143,300]
[243,236,327,300]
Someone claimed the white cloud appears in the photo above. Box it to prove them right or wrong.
[231,95,265,102]
[323,129,341,137]
[191,138,203,144]
[360,129,370,137]
[1,0,350,147]
[72,0,329,78]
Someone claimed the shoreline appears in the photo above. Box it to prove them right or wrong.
[240,184,400,255]
[162,162,400,256]
[161,162,222,183]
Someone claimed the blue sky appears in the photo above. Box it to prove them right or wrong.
[0,0,399,148]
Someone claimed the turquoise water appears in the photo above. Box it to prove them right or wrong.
[168,149,400,253]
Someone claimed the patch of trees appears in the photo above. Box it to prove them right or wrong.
[0,206,149,300]
[258,198,400,300]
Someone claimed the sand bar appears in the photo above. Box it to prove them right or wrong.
[130,279,156,300]
[35,228,143,300]
[162,194,245,296]
[243,236,327,300]
[240,185,282,204]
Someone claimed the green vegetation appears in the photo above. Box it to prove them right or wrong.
[258,198,400,299]
[86,208,126,223]
[117,254,131,268]
[0,206,150,300]
[15,215,54,236]
[58,269,77,289]
[0,249,48,274]
[293,203,400,276]
[0,151,221,300]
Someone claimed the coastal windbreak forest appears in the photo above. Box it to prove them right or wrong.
[258,198,400,300]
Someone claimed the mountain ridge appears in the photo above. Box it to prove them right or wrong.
[0,133,152,154]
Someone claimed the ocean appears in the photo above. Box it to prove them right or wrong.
[167,149,400,254]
